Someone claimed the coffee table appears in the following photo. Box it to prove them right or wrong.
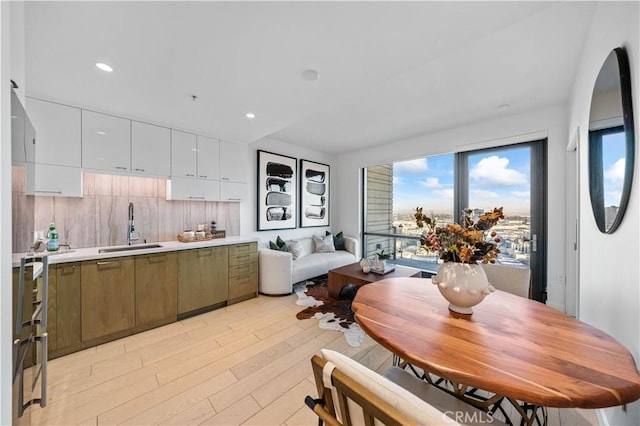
[327,262,422,298]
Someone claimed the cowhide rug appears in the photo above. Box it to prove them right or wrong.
[295,276,365,347]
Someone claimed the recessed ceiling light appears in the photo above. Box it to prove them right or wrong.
[301,69,320,82]
[246,113,256,119]
[96,62,113,72]
[96,131,106,135]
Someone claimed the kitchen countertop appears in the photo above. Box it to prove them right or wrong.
[12,236,259,267]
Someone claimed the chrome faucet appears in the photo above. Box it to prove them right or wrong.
[127,202,139,245]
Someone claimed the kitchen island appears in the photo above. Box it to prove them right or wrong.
[12,236,258,359]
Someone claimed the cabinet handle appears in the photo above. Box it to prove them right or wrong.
[227,198,241,201]
[236,276,250,284]
[189,196,205,200]
[115,166,128,170]
[134,168,145,172]
[197,249,213,257]
[221,177,229,181]
[35,190,62,194]
[97,260,121,267]
[61,265,76,275]
[236,255,250,263]
[185,173,195,177]
[199,175,208,179]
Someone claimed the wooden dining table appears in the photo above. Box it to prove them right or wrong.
[352,277,640,420]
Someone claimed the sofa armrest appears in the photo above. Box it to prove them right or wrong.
[258,248,294,295]
[343,236,360,258]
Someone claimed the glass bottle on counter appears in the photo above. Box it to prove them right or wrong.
[46,222,59,251]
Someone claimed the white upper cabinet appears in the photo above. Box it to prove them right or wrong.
[166,176,220,201]
[82,110,131,173]
[26,163,83,197]
[11,92,26,163]
[196,135,220,180]
[11,91,36,164]
[27,97,81,167]
[131,121,171,177]
[171,129,197,178]
[219,141,248,183]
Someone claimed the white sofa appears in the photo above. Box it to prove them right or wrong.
[258,235,359,295]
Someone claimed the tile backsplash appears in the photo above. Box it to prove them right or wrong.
[12,168,240,252]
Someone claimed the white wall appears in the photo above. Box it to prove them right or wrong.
[246,137,336,245]
[568,2,639,425]
[334,104,569,311]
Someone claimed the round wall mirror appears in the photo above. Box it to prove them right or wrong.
[588,47,635,234]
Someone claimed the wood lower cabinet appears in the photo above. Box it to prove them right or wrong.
[228,243,258,304]
[135,252,178,327]
[15,240,258,358]
[81,257,135,342]
[49,263,82,355]
[178,247,228,315]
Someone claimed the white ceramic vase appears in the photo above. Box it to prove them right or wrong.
[431,262,495,314]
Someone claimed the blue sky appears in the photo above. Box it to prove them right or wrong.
[393,147,531,216]
[602,131,625,207]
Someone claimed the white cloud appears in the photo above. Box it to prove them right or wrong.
[394,158,428,173]
[393,176,401,184]
[470,156,527,186]
[605,158,625,183]
[419,177,440,188]
[472,189,499,198]
[433,189,454,199]
[511,191,530,198]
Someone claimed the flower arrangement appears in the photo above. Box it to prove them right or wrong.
[414,207,504,264]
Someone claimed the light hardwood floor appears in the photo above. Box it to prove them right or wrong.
[27,293,599,425]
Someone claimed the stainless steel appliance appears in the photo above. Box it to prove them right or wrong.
[13,255,49,424]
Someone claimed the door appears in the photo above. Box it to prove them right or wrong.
[458,141,547,302]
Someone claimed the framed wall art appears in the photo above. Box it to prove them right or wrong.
[300,159,330,227]
[257,150,297,231]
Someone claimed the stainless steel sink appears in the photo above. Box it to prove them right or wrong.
[98,243,162,253]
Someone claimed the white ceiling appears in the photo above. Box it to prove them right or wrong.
[24,1,596,155]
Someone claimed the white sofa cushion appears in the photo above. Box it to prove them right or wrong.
[286,240,307,260]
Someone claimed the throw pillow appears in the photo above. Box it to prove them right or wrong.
[286,240,308,260]
[327,231,345,250]
[313,234,336,253]
[269,236,288,252]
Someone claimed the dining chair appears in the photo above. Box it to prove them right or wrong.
[306,349,498,425]
[481,263,531,298]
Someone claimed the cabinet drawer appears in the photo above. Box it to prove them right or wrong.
[229,252,257,267]
[228,262,257,277]
[229,243,257,258]
[228,273,258,300]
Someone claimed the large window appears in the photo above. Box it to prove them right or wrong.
[363,140,547,302]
